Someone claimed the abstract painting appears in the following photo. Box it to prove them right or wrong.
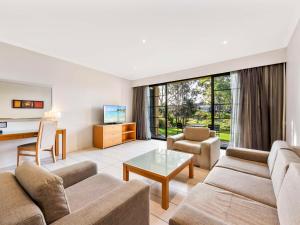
[12,100,44,109]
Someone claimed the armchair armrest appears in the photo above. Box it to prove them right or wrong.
[51,180,150,225]
[200,137,221,169]
[52,161,97,188]
[226,147,269,163]
[167,133,185,149]
[209,130,216,137]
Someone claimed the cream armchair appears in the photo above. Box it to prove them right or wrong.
[167,127,220,169]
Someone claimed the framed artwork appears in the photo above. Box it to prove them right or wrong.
[21,100,34,108]
[33,101,44,109]
[12,100,44,109]
[12,100,22,108]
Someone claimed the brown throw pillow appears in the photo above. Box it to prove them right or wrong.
[15,162,70,224]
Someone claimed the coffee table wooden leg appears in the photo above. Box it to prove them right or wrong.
[162,179,169,210]
[123,164,129,181]
[189,159,194,178]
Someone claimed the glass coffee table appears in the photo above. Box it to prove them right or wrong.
[123,149,194,209]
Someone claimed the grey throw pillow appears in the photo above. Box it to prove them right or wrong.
[15,162,70,224]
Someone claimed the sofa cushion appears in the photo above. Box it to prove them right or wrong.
[65,173,123,211]
[216,155,270,179]
[0,172,46,225]
[173,140,201,154]
[184,127,210,142]
[170,183,279,225]
[277,163,300,225]
[271,149,300,198]
[15,162,70,224]
[204,167,276,207]
[268,140,291,174]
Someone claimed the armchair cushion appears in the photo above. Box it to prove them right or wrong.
[173,140,201,154]
[184,127,210,142]
[15,162,70,224]
[51,180,149,225]
[52,161,97,188]
[65,173,123,211]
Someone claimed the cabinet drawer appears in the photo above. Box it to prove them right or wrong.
[103,134,122,148]
[103,125,122,134]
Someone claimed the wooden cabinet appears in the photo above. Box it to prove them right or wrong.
[93,122,136,149]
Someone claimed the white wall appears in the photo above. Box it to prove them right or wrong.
[0,81,52,118]
[132,48,287,87]
[0,42,132,167]
[286,20,300,146]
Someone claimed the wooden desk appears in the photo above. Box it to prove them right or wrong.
[0,129,67,159]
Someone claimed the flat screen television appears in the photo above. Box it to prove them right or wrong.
[103,105,126,124]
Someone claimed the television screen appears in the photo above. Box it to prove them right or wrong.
[104,105,126,124]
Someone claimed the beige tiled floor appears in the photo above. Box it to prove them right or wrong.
[1,140,212,225]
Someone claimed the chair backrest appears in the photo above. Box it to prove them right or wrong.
[184,127,210,142]
[37,119,58,151]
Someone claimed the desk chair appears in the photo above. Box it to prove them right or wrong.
[17,119,58,166]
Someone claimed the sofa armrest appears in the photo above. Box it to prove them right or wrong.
[52,161,97,188]
[167,133,185,149]
[226,147,269,163]
[200,137,221,169]
[51,180,150,225]
[170,204,226,225]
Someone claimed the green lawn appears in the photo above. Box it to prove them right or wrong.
[158,127,230,142]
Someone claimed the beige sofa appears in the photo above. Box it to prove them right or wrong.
[0,161,150,225]
[170,140,300,225]
[167,127,220,169]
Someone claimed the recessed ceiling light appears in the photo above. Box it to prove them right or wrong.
[142,39,147,44]
[222,40,228,45]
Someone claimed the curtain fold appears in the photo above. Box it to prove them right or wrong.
[132,86,151,140]
[230,63,286,151]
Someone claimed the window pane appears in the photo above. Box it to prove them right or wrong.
[214,76,231,90]
[214,104,231,119]
[150,106,166,118]
[214,90,231,104]
[150,118,166,139]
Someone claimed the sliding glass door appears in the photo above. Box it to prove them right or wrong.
[149,84,167,139]
[213,75,231,147]
[149,73,232,147]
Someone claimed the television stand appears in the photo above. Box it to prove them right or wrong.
[93,122,136,149]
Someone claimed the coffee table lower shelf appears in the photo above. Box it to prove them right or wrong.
[123,158,194,210]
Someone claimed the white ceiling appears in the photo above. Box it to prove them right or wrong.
[0,0,299,80]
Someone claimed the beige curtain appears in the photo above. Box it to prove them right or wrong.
[132,86,151,140]
[231,63,286,151]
